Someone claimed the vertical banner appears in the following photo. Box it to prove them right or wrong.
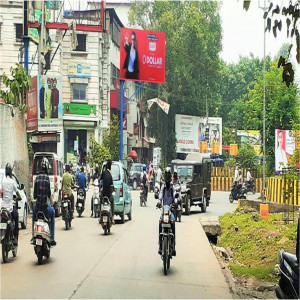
[120,28,165,83]
[37,75,63,131]
[275,129,296,173]
[26,76,38,131]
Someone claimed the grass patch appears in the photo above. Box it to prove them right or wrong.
[218,206,298,281]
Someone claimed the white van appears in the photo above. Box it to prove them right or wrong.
[31,152,64,216]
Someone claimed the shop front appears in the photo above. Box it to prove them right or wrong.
[63,103,98,164]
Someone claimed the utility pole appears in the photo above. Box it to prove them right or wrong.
[38,1,46,75]
[23,1,30,72]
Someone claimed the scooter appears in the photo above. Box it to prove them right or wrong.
[154,182,160,199]
[100,195,113,235]
[76,188,86,217]
[246,179,255,194]
[173,183,182,222]
[275,214,299,299]
[140,184,147,206]
[93,179,100,218]
[62,193,72,230]
[229,181,247,203]
[33,211,53,265]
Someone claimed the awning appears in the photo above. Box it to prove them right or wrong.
[63,115,98,129]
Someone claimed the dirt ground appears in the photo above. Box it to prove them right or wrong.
[214,250,277,299]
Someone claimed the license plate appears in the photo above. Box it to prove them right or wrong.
[94,199,98,204]
[36,239,43,246]
[103,205,109,211]
[0,223,7,230]
[63,202,68,207]
[78,203,83,207]
[103,216,108,222]
[162,223,171,228]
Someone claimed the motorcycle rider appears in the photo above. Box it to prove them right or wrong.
[77,166,87,208]
[90,166,100,217]
[100,160,115,224]
[157,167,177,256]
[32,158,56,246]
[172,169,180,185]
[155,165,162,189]
[2,163,21,245]
[140,164,149,198]
[62,164,75,217]
[246,168,253,190]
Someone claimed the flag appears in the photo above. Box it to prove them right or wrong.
[147,98,170,115]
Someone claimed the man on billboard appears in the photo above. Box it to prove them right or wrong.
[51,78,59,118]
[45,77,52,119]
[275,130,288,172]
[39,77,45,119]
[122,31,139,79]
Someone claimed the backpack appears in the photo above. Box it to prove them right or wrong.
[162,185,174,202]
[142,172,147,185]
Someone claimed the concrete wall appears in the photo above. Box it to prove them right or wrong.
[0,103,30,197]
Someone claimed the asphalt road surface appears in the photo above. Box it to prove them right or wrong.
[1,189,255,299]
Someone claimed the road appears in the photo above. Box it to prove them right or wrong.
[1,189,257,299]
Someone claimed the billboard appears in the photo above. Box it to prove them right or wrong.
[63,103,96,116]
[275,129,297,173]
[120,28,165,84]
[175,114,222,154]
[237,130,261,145]
[37,75,63,131]
[26,76,38,131]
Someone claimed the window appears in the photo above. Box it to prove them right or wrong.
[15,23,22,42]
[72,83,87,101]
[110,18,120,46]
[110,64,119,87]
[75,34,86,52]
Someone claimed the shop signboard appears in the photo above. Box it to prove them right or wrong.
[68,63,91,78]
[175,114,222,154]
[120,28,165,84]
[63,103,96,116]
[37,75,63,131]
[26,76,38,131]
[29,9,50,43]
[275,129,298,173]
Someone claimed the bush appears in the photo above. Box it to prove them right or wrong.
[87,139,111,169]
[224,159,235,168]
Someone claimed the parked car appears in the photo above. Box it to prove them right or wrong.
[102,161,132,223]
[0,169,28,229]
[128,163,143,190]
[173,154,212,215]
[31,152,64,217]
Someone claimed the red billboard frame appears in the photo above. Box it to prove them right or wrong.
[120,28,165,84]
[26,76,38,131]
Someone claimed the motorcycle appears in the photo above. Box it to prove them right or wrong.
[246,179,255,194]
[229,181,247,203]
[93,179,100,218]
[173,183,183,222]
[140,184,147,206]
[100,195,113,235]
[32,211,53,265]
[154,182,160,199]
[62,193,72,230]
[0,197,20,263]
[76,188,86,217]
[158,203,176,276]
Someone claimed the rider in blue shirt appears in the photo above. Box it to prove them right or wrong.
[77,167,87,205]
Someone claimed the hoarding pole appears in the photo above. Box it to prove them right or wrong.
[23,0,29,72]
[120,80,124,162]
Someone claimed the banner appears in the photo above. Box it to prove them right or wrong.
[63,103,96,116]
[237,130,261,145]
[147,98,170,114]
[37,75,63,131]
[26,76,38,131]
[175,114,222,154]
[120,28,165,84]
[275,129,297,173]
[68,63,91,78]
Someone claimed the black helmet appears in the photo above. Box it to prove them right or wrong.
[41,157,49,174]
[107,159,112,170]
[5,163,12,178]
[66,164,70,172]
[164,167,172,183]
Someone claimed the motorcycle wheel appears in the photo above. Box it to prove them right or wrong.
[140,198,142,207]
[94,205,97,218]
[163,238,167,276]
[229,194,234,203]
[78,211,82,218]
[2,237,8,263]
[65,218,69,230]
[104,227,107,235]
[252,186,256,194]
[69,219,72,228]
[12,240,18,258]
[178,214,181,222]
[167,256,171,269]
[37,251,43,265]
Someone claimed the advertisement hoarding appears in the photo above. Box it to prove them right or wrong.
[26,76,38,131]
[37,75,63,131]
[275,129,297,173]
[237,130,261,145]
[63,103,96,116]
[175,114,222,154]
[120,28,165,84]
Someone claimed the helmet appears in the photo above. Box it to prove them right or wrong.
[65,164,70,172]
[143,164,146,171]
[174,169,178,179]
[5,163,12,178]
[41,157,49,174]
[164,167,172,183]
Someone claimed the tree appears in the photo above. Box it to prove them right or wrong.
[237,143,259,170]
[244,60,299,173]
[103,114,120,161]
[88,139,111,169]
[129,1,222,164]
[0,63,32,112]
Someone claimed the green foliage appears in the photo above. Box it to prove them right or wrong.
[219,207,298,281]
[222,127,235,145]
[0,63,32,112]
[88,139,111,168]
[129,1,222,164]
[224,159,236,168]
[103,114,120,161]
[237,143,258,169]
